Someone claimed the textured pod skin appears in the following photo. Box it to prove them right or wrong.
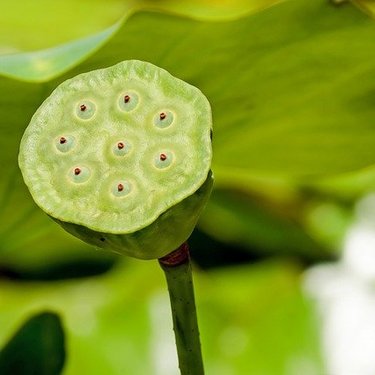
[56,173,212,259]
[19,60,213,259]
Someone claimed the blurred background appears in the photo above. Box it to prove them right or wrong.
[1,0,375,374]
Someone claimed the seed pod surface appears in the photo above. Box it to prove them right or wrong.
[19,60,213,259]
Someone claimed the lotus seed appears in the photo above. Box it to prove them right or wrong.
[118,91,139,112]
[154,110,174,129]
[69,166,91,183]
[55,135,75,153]
[75,100,96,120]
[113,140,131,156]
[112,180,132,197]
[154,151,173,169]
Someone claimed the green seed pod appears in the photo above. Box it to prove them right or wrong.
[18,60,213,260]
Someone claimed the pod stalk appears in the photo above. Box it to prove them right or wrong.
[159,243,205,375]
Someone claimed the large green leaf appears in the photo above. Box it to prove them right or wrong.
[140,0,278,21]
[0,23,121,81]
[199,189,332,259]
[0,311,65,375]
[354,0,375,18]
[0,0,277,53]
[0,1,130,53]
[1,0,375,260]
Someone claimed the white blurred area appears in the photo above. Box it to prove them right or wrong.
[148,293,179,375]
[304,194,375,375]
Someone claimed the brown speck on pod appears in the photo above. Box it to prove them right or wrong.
[117,142,124,150]
[124,95,130,103]
[59,137,67,144]
[117,183,124,192]
[160,112,166,120]
[160,153,167,161]
[74,168,81,175]
[80,104,87,111]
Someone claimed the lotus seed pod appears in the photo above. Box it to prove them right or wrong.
[19,60,213,260]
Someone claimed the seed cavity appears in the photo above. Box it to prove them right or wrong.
[154,151,174,169]
[55,135,75,153]
[154,110,174,129]
[112,180,132,197]
[69,166,91,183]
[118,91,139,112]
[113,140,132,157]
[75,100,96,120]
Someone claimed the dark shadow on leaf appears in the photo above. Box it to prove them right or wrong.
[0,256,118,282]
[0,311,65,375]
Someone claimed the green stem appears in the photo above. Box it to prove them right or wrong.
[158,243,205,375]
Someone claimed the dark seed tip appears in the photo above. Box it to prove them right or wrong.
[117,142,124,150]
[59,137,67,144]
[160,153,167,161]
[124,95,130,103]
[80,104,87,111]
[74,168,81,175]
[160,112,166,120]
[117,183,124,192]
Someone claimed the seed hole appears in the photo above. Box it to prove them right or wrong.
[69,166,91,184]
[75,100,96,120]
[154,110,174,129]
[111,180,132,197]
[118,91,139,112]
[154,151,174,169]
[55,135,75,153]
[113,140,131,157]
